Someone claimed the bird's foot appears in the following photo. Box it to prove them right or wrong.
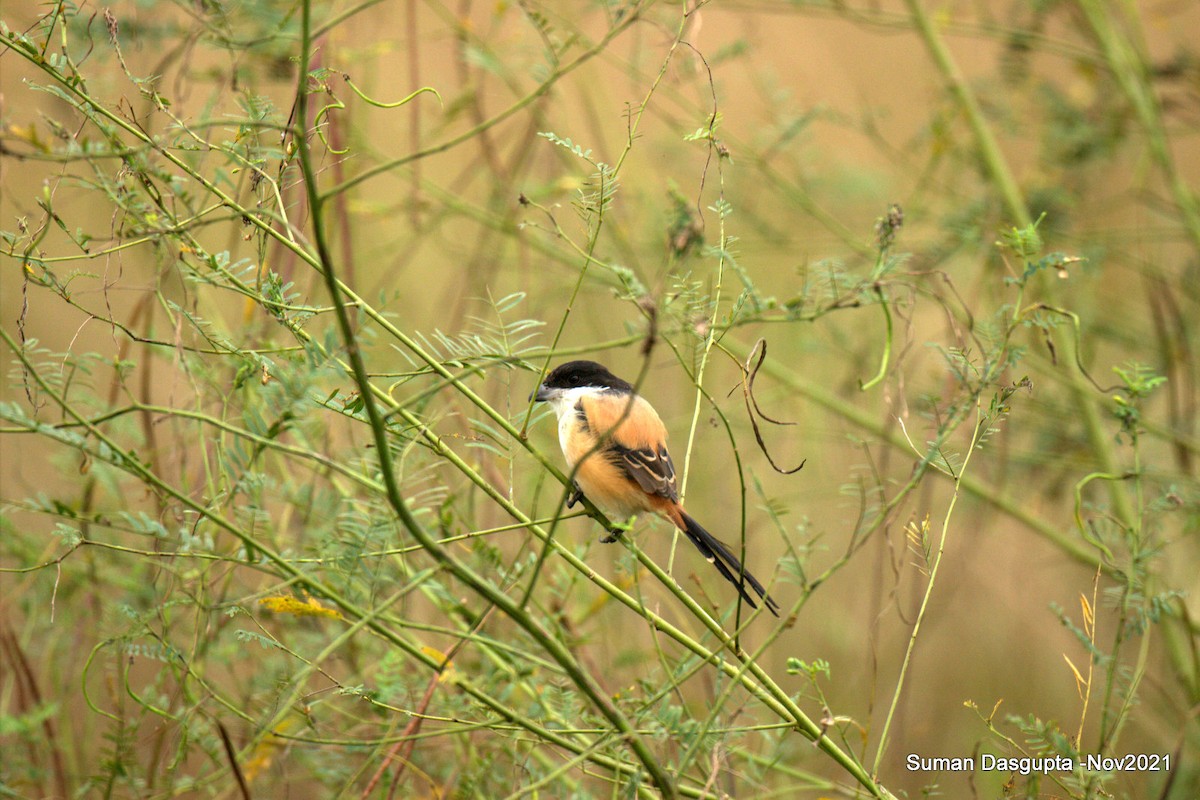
[566,486,584,509]
[601,516,635,543]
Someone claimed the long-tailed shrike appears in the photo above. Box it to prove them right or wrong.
[535,360,779,615]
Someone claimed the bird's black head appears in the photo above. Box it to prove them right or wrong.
[535,361,633,400]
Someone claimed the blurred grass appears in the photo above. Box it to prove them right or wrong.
[1,0,1198,798]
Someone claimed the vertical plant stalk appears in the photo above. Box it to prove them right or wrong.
[674,210,727,581]
[1074,0,1200,255]
[678,195,726,501]
[858,286,893,391]
[903,0,1032,227]
[870,400,988,776]
[1090,409,1150,758]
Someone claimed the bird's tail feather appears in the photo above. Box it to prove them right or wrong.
[677,511,780,617]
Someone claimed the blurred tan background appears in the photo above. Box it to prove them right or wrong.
[3,0,1198,797]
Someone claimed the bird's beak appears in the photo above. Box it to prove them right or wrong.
[533,383,556,402]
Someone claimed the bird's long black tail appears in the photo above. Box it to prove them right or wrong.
[677,511,780,617]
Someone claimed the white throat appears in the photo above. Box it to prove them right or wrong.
[545,386,596,421]
[545,386,606,465]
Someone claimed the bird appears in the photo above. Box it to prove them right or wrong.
[533,360,780,616]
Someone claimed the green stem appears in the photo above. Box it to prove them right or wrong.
[871,399,986,775]
[1074,0,1200,255]
[904,0,1031,227]
[859,285,893,391]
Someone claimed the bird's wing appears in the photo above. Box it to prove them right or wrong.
[612,441,678,502]
[577,393,679,502]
